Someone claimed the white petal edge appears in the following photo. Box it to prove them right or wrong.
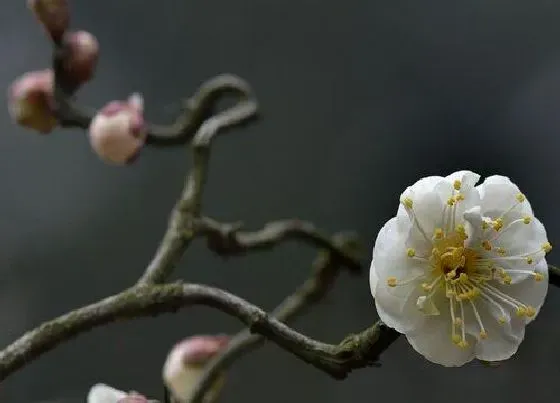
[87,383,127,403]
[405,313,476,367]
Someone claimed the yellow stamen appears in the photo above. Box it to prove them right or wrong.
[453,180,461,190]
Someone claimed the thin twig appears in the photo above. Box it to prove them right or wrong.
[0,283,398,383]
[196,217,362,273]
[186,232,362,403]
[137,78,258,284]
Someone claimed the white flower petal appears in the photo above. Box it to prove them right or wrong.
[491,216,548,262]
[375,279,427,333]
[369,259,378,297]
[445,170,481,191]
[477,175,533,217]
[470,302,525,362]
[405,311,476,367]
[87,384,127,403]
[495,259,549,323]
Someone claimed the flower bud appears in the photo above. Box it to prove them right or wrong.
[87,384,156,403]
[88,93,146,165]
[27,0,69,42]
[8,69,57,134]
[87,384,126,403]
[162,335,229,402]
[63,30,99,84]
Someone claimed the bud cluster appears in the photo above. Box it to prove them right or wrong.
[8,0,147,165]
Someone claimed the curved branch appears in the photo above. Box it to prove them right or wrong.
[196,217,362,273]
[136,81,258,285]
[0,283,398,383]
[186,232,361,403]
[51,42,258,146]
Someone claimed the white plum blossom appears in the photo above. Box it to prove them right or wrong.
[370,171,550,366]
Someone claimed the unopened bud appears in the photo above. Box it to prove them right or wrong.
[27,0,69,42]
[162,335,229,402]
[8,69,57,134]
[88,93,146,165]
[63,30,99,84]
[87,384,156,403]
[87,384,127,403]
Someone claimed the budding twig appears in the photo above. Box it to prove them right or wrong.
[0,283,399,383]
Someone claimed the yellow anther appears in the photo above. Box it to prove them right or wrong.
[515,306,527,317]
[454,317,463,326]
[533,272,544,282]
[447,197,455,206]
[542,242,552,253]
[482,221,489,230]
[452,334,462,344]
[479,330,488,339]
[458,273,469,283]
[523,216,531,224]
[482,240,492,251]
[498,316,507,324]
[453,180,462,190]
[496,247,506,256]
[433,228,444,240]
[493,218,503,232]
[502,275,512,285]
[455,224,467,239]
[516,193,526,202]
[387,277,397,287]
[457,340,469,349]
[455,193,465,202]
[526,257,534,264]
[526,306,536,317]
[402,197,413,209]
[406,248,415,257]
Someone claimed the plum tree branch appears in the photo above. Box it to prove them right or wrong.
[0,282,399,384]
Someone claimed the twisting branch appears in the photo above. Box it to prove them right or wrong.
[137,78,258,284]
[186,232,362,403]
[0,282,399,383]
[195,217,362,272]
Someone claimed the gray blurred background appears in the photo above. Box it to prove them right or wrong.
[1,0,560,402]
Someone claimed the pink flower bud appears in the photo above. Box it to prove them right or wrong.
[88,93,146,165]
[27,0,69,42]
[162,335,229,402]
[8,69,57,134]
[63,31,99,84]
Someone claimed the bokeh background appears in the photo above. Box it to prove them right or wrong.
[1,0,560,402]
